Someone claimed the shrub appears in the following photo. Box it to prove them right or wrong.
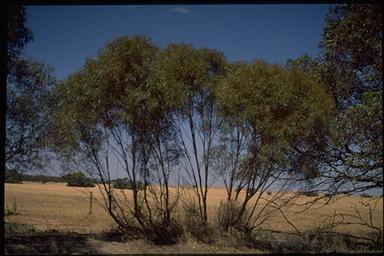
[183,201,216,244]
[5,169,23,184]
[62,172,95,187]
[144,219,184,245]
[272,236,309,253]
[302,231,349,253]
[112,178,131,189]
[112,178,144,190]
[216,199,251,232]
[299,191,319,197]
[361,193,373,198]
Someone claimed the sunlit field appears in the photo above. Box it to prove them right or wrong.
[5,182,383,237]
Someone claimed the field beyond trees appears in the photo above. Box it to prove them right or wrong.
[5,182,383,254]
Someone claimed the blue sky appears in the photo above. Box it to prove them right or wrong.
[24,4,332,80]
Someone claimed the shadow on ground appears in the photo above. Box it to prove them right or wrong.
[5,230,97,255]
[4,222,383,254]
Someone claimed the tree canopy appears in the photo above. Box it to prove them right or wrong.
[6,5,55,176]
[287,3,383,194]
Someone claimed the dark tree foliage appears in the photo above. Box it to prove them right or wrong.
[287,4,383,195]
[320,3,382,109]
[7,5,32,66]
[112,178,144,190]
[6,6,55,177]
[22,174,64,183]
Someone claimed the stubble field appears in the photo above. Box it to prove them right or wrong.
[5,182,383,235]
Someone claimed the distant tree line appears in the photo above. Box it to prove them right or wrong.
[5,169,142,189]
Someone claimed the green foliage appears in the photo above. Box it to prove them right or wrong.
[289,4,382,108]
[216,60,333,177]
[61,172,95,188]
[156,43,226,109]
[219,60,332,136]
[51,35,178,155]
[332,91,382,151]
[293,4,382,110]
[321,4,382,98]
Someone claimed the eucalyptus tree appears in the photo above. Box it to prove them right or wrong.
[214,60,334,232]
[287,3,382,197]
[318,3,382,195]
[155,43,227,225]
[51,36,184,244]
[321,3,382,110]
[283,5,382,245]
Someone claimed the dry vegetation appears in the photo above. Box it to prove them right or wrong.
[5,182,383,239]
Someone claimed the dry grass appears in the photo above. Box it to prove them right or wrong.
[5,182,383,238]
[5,182,113,233]
[87,237,263,254]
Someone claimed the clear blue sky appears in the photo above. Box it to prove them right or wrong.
[24,4,332,80]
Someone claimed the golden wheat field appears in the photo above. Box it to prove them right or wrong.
[5,182,383,237]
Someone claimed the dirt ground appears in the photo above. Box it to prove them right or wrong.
[4,231,266,255]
